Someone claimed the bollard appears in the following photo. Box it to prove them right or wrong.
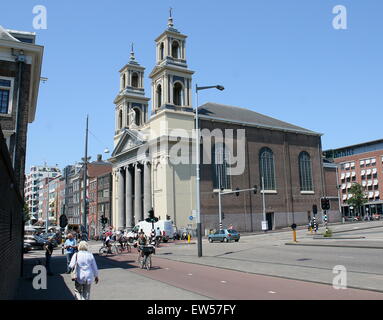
[187,234,191,243]
[310,227,313,234]
[293,230,297,242]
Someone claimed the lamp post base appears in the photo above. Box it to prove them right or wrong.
[197,222,202,257]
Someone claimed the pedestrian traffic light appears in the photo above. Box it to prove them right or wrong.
[253,185,258,194]
[313,204,318,215]
[235,188,240,197]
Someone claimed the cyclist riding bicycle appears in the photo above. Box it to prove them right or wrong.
[135,232,148,260]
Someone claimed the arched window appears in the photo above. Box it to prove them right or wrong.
[299,152,313,191]
[159,42,164,60]
[259,147,276,190]
[173,82,183,106]
[131,72,139,88]
[213,143,231,190]
[134,108,141,126]
[156,84,162,108]
[171,41,180,59]
[118,110,123,129]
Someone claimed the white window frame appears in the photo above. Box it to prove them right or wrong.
[0,77,14,115]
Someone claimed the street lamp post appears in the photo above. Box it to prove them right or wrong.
[195,84,224,257]
[82,115,89,239]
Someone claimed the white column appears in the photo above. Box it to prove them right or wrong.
[134,164,142,224]
[118,168,125,229]
[144,162,152,219]
[125,165,134,228]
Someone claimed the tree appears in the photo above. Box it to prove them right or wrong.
[23,202,30,224]
[346,183,367,214]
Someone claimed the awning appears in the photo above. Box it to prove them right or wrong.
[360,160,365,166]
[361,170,366,176]
[351,172,356,177]
[341,173,345,180]
[341,184,346,190]
[345,163,350,169]
[374,179,379,186]
[371,158,376,164]
[347,183,352,188]
[346,172,351,178]
[372,168,377,174]
[369,192,374,198]
[351,162,355,168]
[366,159,371,165]
[342,194,347,200]
[368,180,373,187]
[375,191,380,197]
[362,181,367,187]
[367,169,372,175]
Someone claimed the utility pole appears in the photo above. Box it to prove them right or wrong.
[82,115,89,237]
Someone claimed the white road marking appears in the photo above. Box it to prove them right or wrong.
[268,291,277,294]
[221,281,227,284]
[188,273,193,276]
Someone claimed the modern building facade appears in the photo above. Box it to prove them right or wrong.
[0,26,43,194]
[110,15,337,233]
[324,139,383,217]
[24,165,61,221]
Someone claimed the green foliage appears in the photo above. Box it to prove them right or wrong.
[323,228,333,238]
[23,202,30,223]
[346,183,367,213]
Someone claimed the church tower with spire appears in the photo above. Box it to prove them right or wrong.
[113,44,150,146]
[149,9,194,114]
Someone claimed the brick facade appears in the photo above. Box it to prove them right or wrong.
[199,120,340,232]
[0,126,23,299]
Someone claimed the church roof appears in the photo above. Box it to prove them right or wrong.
[198,102,321,136]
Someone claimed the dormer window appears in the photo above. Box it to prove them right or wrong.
[132,72,139,88]
[171,40,180,59]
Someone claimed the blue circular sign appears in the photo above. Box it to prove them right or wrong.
[189,216,194,221]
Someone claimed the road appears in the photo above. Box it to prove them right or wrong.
[18,222,383,300]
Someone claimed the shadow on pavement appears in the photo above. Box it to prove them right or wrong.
[15,255,75,300]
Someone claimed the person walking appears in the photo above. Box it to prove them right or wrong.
[44,237,54,276]
[69,241,99,300]
[64,233,77,274]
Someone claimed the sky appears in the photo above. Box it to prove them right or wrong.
[1,0,383,172]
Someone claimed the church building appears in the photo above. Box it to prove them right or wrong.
[109,14,339,233]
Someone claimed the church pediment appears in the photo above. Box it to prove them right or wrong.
[112,129,146,157]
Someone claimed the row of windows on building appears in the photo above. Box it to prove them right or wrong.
[341,157,383,170]
[213,146,314,193]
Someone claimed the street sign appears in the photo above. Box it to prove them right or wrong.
[261,221,268,231]
[189,216,194,221]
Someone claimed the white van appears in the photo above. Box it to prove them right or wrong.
[129,220,174,242]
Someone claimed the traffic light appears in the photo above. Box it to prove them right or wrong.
[59,214,68,228]
[222,212,225,220]
[145,208,158,223]
[235,188,240,197]
[253,185,258,194]
[321,198,330,211]
[313,204,318,215]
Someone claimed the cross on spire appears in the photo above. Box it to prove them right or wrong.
[168,7,174,28]
[130,43,135,61]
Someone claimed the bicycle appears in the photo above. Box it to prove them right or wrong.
[99,241,122,256]
[138,246,155,270]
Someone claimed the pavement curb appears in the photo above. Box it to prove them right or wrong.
[285,242,383,250]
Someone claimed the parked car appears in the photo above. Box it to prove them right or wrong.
[208,229,240,243]
[23,242,32,253]
[24,235,48,249]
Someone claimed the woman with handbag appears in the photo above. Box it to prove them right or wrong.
[69,241,99,300]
